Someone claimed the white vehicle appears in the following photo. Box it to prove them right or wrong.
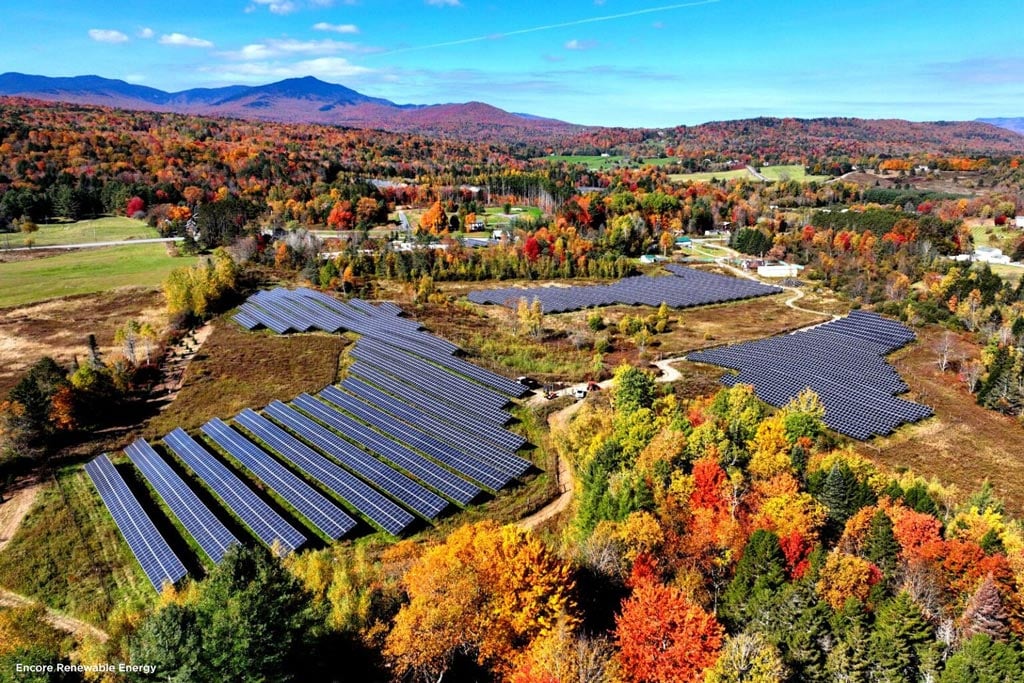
[573,388,588,400]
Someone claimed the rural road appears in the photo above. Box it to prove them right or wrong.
[746,165,769,181]
[0,588,109,643]
[0,236,184,252]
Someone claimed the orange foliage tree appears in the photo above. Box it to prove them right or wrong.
[614,568,724,683]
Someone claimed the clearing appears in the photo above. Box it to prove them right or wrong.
[0,288,166,397]
[670,165,830,184]
[857,325,1024,516]
[143,321,349,437]
[0,216,158,250]
[0,242,190,308]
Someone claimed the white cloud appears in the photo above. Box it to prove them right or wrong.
[202,56,372,81]
[564,38,598,50]
[224,38,362,60]
[160,32,214,48]
[313,22,359,34]
[426,0,461,6]
[137,27,154,39]
[88,29,129,44]
[249,0,298,14]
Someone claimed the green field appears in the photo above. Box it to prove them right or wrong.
[671,164,830,184]
[758,164,831,182]
[0,216,159,249]
[669,168,754,183]
[0,243,190,308]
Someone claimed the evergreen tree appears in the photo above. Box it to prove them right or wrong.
[827,600,873,683]
[939,634,1023,683]
[129,545,319,682]
[863,510,899,586]
[775,584,832,682]
[816,463,876,538]
[870,592,937,683]
[902,482,939,516]
[721,530,788,628]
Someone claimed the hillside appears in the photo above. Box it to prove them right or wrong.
[567,116,1024,162]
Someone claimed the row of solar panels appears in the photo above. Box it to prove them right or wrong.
[686,311,932,441]
[466,264,782,313]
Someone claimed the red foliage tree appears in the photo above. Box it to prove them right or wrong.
[126,196,145,217]
[615,578,723,683]
[523,235,541,262]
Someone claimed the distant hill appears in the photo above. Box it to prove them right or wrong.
[565,116,1024,160]
[0,72,583,144]
[978,117,1024,136]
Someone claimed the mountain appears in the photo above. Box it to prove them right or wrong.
[0,72,583,144]
[978,117,1024,136]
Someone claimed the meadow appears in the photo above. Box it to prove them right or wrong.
[0,243,188,308]
[0,216,159,249]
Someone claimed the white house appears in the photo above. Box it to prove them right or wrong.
[974,246,1012,265]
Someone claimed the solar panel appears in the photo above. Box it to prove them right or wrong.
[235,407,415,535]
[201,418,356,540]
[264,400,450,516]
[291,392,484,502]
[348,361,524,445]
[124,439,238,564]
[339,376,528,478]
[320,385,525,484]
[85,454,187,592]
[163,428,306,554]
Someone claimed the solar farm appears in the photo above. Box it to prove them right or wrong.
[465,264,782,313]
[85,290,533,591]
[685,310,933,440]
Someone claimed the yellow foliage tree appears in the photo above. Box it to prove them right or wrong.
[747,414,793,480]
[816,550,881,610]
[384,521,577,681]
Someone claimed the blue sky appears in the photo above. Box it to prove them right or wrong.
[2,0,1022,127]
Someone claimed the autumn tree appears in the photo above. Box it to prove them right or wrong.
[704,632,787,683]
[327,200,354,230]
[418,200,447,235]
[614,574,723,683]
[384,522,576,681]
[960,574,1011,643]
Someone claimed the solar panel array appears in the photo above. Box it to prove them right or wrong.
[90,293,534,572]
[686,310,933,440]
[124,438,238,564]
[84,454,187,592]
[466,264,782,313]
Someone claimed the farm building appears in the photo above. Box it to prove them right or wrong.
[757,263,805,278]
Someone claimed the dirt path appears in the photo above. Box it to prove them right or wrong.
[0,482,109,642]
[0,482,41,552]
[0,588,108,642]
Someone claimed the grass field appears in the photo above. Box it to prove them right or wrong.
[670,164,830,184]
[0,467,152,625]
[669,168,754,183]
[144,321,348,437]
[0,243,188,308]
[0,216,158,249]
[758,165,831,182]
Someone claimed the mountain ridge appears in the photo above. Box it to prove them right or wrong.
[0,72,582,143]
